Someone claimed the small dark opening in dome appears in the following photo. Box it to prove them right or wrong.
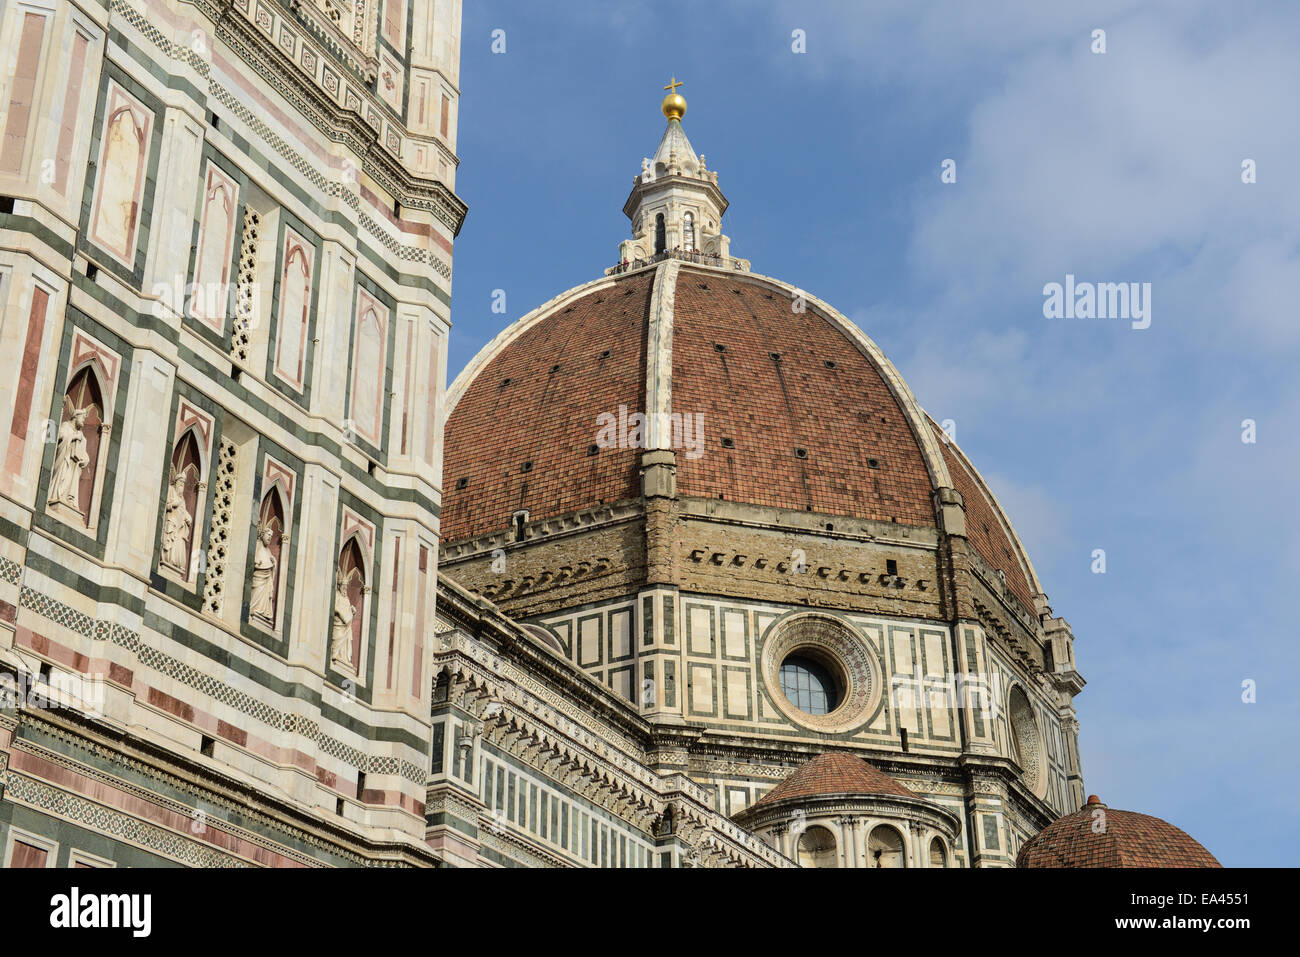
[794,447,808,459]
[521,461,533,473]
[599,349,611,359]
[824,359,837,369]
[501,377,512,386]
[587,444,599,456]
[698,282,709,289]
[867,458,880,469]
[769,352,781,362]
[714,343,727,353]
[455,477,468,490]
[721,437,735,449]
[550,363,561,373]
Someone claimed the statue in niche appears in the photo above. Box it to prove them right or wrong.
[329,567,356,669]
[160,468,194,571]
[249,519,280,625]
[48,395,92,513]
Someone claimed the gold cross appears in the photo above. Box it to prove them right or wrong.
[664,77,683,94]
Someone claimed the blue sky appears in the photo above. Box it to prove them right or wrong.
[447,1,1300,866]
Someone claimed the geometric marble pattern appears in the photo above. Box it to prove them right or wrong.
[17,581,425,784]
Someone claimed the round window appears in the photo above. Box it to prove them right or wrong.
[760,614,882,733]
[779,654,841,715]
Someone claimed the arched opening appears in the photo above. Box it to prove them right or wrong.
[682,212,695,252]
[1009,686,1045,797]
[160,431,202,575]
[929,836,947,868]
[250,487,286,627]
[48,366,106,524]
[797,825,838,868]
[868,825,905,868]
[654,213,666,254]
[330,537,366,672]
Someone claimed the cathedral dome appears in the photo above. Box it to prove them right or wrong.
[441,261,1040,610]
[1016,796,1222,868]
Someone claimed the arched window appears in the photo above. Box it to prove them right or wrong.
[160,431,202,576]
[929,836,947,868]
[249,487,286,627]
[868,825,905,868]
[654,213,666,254]
[48,366,105,525]
[682,212,696,251]
[797,825,838,868]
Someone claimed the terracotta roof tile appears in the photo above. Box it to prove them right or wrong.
[750,752,915,810]
[672,269,936,526]
[1017,798,1221,868]
[442,272,654,540]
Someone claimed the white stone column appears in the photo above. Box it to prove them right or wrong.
[143,105,204,319]
[311,242,355,425]
[286,464,340,669]
[102,352,174,574]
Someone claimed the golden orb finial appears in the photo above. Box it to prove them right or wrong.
[661,76,686,121]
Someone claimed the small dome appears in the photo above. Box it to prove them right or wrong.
[749,752,915,810]
[1017,797,1221,868]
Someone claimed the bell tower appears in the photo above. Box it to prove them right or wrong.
[617,79,746,269]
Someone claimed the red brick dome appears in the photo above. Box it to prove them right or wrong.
[748,753,916,811]
[441,261,1041,606]
[1016,797,1221,868]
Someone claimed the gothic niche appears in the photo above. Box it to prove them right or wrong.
[249,487,287,627]
[160,431,202,576]
[47,367,106,526]
[330,538,365,673]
